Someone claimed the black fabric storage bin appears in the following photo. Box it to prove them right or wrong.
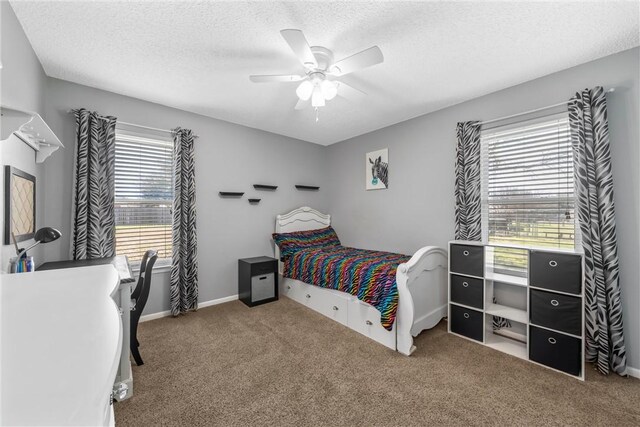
[529,326,581,376]
[530,289,582,336]
[450,304,483,342]
[450,244,484,277]
[529,251,582,294]
[450,274,484,309]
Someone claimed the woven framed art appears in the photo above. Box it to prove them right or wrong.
[4,166,36,245]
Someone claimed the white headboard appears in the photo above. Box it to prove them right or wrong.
[274,206,331,270]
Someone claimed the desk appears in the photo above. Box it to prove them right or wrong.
[1,266,121,425]
[38,256,136,401]
[39,255,134,283]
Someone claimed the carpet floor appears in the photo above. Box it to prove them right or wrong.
[115,298,640,426]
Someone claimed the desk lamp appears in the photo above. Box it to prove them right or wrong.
[13,227,61,272]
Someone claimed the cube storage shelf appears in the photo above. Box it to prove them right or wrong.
[447,240,585,380]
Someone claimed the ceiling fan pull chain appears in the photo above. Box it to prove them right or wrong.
[315,107,319,123]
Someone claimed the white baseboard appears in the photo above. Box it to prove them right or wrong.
[627,366,640,379]
[139,294,239,323]
[139,310,172,323]
[198,294,239,309]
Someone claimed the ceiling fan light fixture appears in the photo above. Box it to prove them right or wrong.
[311,87,325,107]
[321,80,337,100]
[249,29,381,113]
[296,80,314,101]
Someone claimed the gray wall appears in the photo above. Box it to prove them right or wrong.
[3,0,638,371]
[0,1,47,272]
[326,47,639,371]
[42,78,328,315]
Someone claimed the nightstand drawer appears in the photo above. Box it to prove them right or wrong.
[251,273,275,302]
[450,304,483,342]
[529,251,582,294]
[450,244,484,277]
[530,289,582,336]
[530,326,581,376]
[450,274,484,309]
[252,261,277,276]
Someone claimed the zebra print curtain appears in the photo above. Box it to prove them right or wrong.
[71,109,117,260]
[454,121,482,241]
[569,87,627,376]
[455,121,510,330]
[170,128,198,316]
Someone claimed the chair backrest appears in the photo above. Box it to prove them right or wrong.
[131,251,151,300]
[132,250,158,314]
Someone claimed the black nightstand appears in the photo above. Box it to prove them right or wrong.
[238,256,278,307]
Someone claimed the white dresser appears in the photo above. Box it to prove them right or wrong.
[0,265,122,426]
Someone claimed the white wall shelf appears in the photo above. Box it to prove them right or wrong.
[0,105,63,163]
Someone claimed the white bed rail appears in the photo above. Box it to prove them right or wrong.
[395,246,448,356]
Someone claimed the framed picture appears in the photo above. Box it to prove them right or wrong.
[366,148,388,190]
[4,166,36,245]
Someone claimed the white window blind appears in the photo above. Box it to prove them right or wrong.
[481,113,578,272]
[114,126,173,264]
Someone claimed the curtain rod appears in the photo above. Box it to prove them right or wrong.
[473,87,615,127]
[67,109,199,138]
[117,120,200,139]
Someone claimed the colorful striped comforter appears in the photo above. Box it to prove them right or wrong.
[282,246,411,330]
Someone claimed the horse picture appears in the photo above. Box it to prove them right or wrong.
[366,148,388,190]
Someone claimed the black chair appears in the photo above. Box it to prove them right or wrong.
[130,250,158,366]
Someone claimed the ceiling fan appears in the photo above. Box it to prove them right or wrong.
[250,29,384,111]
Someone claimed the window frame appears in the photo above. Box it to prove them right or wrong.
[114,124,174,271]
[480,112,581,274]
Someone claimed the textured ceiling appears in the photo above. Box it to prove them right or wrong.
[9,1,640,145]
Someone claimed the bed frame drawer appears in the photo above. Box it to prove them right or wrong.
[283,278,396,350]
[309,287,349,326]
[282,280,349,326]
[281,279,305,301]
[348,300,396,350]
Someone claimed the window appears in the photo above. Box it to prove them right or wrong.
[114,125,173,265]
[481,113,578,273]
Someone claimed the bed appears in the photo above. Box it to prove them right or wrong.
[274,207,447,355]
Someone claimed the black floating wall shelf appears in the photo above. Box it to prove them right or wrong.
[219,192,244,197]
[253,184,278,190]
[248,198,261,204]
[295,185,320,191]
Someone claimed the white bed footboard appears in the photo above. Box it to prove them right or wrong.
[395,246,448,356]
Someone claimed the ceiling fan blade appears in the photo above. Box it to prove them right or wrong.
[336,81,367,102]
[280,29,318,68]
[330,46,384,76]
[249,74,304,83]
[294,98,308,110]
